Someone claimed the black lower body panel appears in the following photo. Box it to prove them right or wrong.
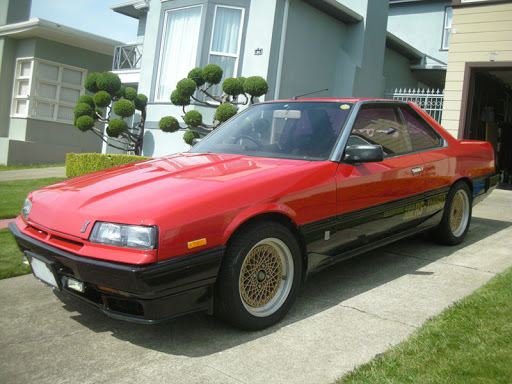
[9,222,224,323]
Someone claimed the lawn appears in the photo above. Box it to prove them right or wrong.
[0,178,65,219]
[338,267,512,384]
[0,228,30,279]
[0,164,64,171]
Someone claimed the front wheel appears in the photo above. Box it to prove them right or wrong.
[433,181,472,245]
[215,222,302,330]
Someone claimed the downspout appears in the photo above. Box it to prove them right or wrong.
[274,0,291,100]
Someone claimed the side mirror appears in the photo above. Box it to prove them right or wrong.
[343,145,384,164]
[191,138,202,146]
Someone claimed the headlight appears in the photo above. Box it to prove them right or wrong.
[89,222,157,250]
[21,198,32,221]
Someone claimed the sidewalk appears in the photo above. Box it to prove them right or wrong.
[0,167,66,229]
[0,166,66,181]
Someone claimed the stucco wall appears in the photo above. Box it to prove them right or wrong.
[388,0,450,65]
[383,47,420,91]
[0,37,16,137]
[441,2,512,138]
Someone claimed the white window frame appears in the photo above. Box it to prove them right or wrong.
[11,57,87,124]
[154,5,203,102]
[208,5,245,79]
[441,7,453,50]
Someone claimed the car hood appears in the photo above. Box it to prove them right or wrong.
[28,153,310,239]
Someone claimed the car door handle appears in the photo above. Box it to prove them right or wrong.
[411,167,423,175]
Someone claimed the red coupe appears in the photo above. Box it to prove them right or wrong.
[10,99,497,330]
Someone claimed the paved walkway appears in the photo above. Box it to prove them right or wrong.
[0,190,510,384]
[0,167,66,181]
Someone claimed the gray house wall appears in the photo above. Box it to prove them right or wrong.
[388,0,450,65]
[383,46,420,90]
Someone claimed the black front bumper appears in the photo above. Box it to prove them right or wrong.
[9,222,224,323]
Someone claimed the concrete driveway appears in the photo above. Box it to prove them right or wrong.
[1,189,511,384]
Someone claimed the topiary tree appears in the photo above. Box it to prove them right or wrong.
[73,72,147,155]
[158,64,269,145]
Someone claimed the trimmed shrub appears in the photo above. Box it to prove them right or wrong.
[183,130,200,145]
[237,77,246,88]
[76,116,95,132]
[244,76,269,97]
[113,99,135,118]
[124,87,137,101]
[115,86,126,99]
[202,64,223,85]
[106,119,128,137]
[84,72,100,93]
[159,116,180,133]
[73,103,94,119]
[134,94,148,111]
[176,78,196,98]
[77,94,95,108]
[215,103,237,122]
[94,107,103,120]
[93,91,112,108]
[170,90,190,106]
[188,67,205,87]
[96,72,122,96]
[184,110,203,127]
[222,78,243,96]
[65,153,152,178]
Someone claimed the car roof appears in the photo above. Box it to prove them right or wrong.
[260,98,407,104]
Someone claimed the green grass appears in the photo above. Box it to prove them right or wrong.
[338,267,512,384]
[0,228,31,279]
[0,164,64,171]
[0,178,65,219]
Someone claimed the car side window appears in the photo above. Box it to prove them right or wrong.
[400,107,442,151]
[351,106,412,156]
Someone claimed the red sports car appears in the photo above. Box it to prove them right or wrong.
[10,98,497,330]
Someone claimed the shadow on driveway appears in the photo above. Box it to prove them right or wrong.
[53,216,511,357]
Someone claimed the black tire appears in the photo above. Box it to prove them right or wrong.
[433,181,472,245]
[215,221,302,330]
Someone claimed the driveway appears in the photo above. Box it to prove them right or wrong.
[1,189,511,384]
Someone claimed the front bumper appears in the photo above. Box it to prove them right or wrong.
[9,222,224,323]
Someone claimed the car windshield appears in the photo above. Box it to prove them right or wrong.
[190,101,353,160]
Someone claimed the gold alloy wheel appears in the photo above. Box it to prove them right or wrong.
[239,238,294,317]
[449,190,469,237]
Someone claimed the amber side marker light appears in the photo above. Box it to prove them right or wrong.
[97,286,120,295]
[187,238,207,249]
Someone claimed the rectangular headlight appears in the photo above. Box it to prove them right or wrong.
[21,198,32,221]
[89,222,157,250]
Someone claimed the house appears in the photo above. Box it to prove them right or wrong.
[0,0,122,165]
[111,0,436,158]
[440,0,512,186]
[387,0,452,89]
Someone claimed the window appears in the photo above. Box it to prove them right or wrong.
[11,58,86,123]
[442,7,452,50]
[351,106,412,156]
[156,5,203,101]
[154,1,249,103]
[400,107,442,151]
[208,5,244,95]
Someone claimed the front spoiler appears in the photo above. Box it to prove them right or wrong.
[9,222,224,323]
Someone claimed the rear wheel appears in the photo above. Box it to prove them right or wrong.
[215,221,302,330]
[434,182,472,245]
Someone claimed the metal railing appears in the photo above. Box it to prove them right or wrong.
[385,88,444,123]
[112,44,143,71]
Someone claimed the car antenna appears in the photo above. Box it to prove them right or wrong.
[292,88,329,100]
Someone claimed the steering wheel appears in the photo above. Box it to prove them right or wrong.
[236,135,263,149]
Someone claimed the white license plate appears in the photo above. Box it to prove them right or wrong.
[30,255,59,288]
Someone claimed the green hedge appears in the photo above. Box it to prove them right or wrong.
[66,153,152,178]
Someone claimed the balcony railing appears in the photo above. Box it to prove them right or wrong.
[112,44,143,71]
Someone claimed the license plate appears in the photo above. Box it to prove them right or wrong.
[28,253,59,288]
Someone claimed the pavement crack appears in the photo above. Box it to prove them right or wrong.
[387,251,498,275]
[206,365,248,384]
[0,329,88,347]
[340,304,418,329]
